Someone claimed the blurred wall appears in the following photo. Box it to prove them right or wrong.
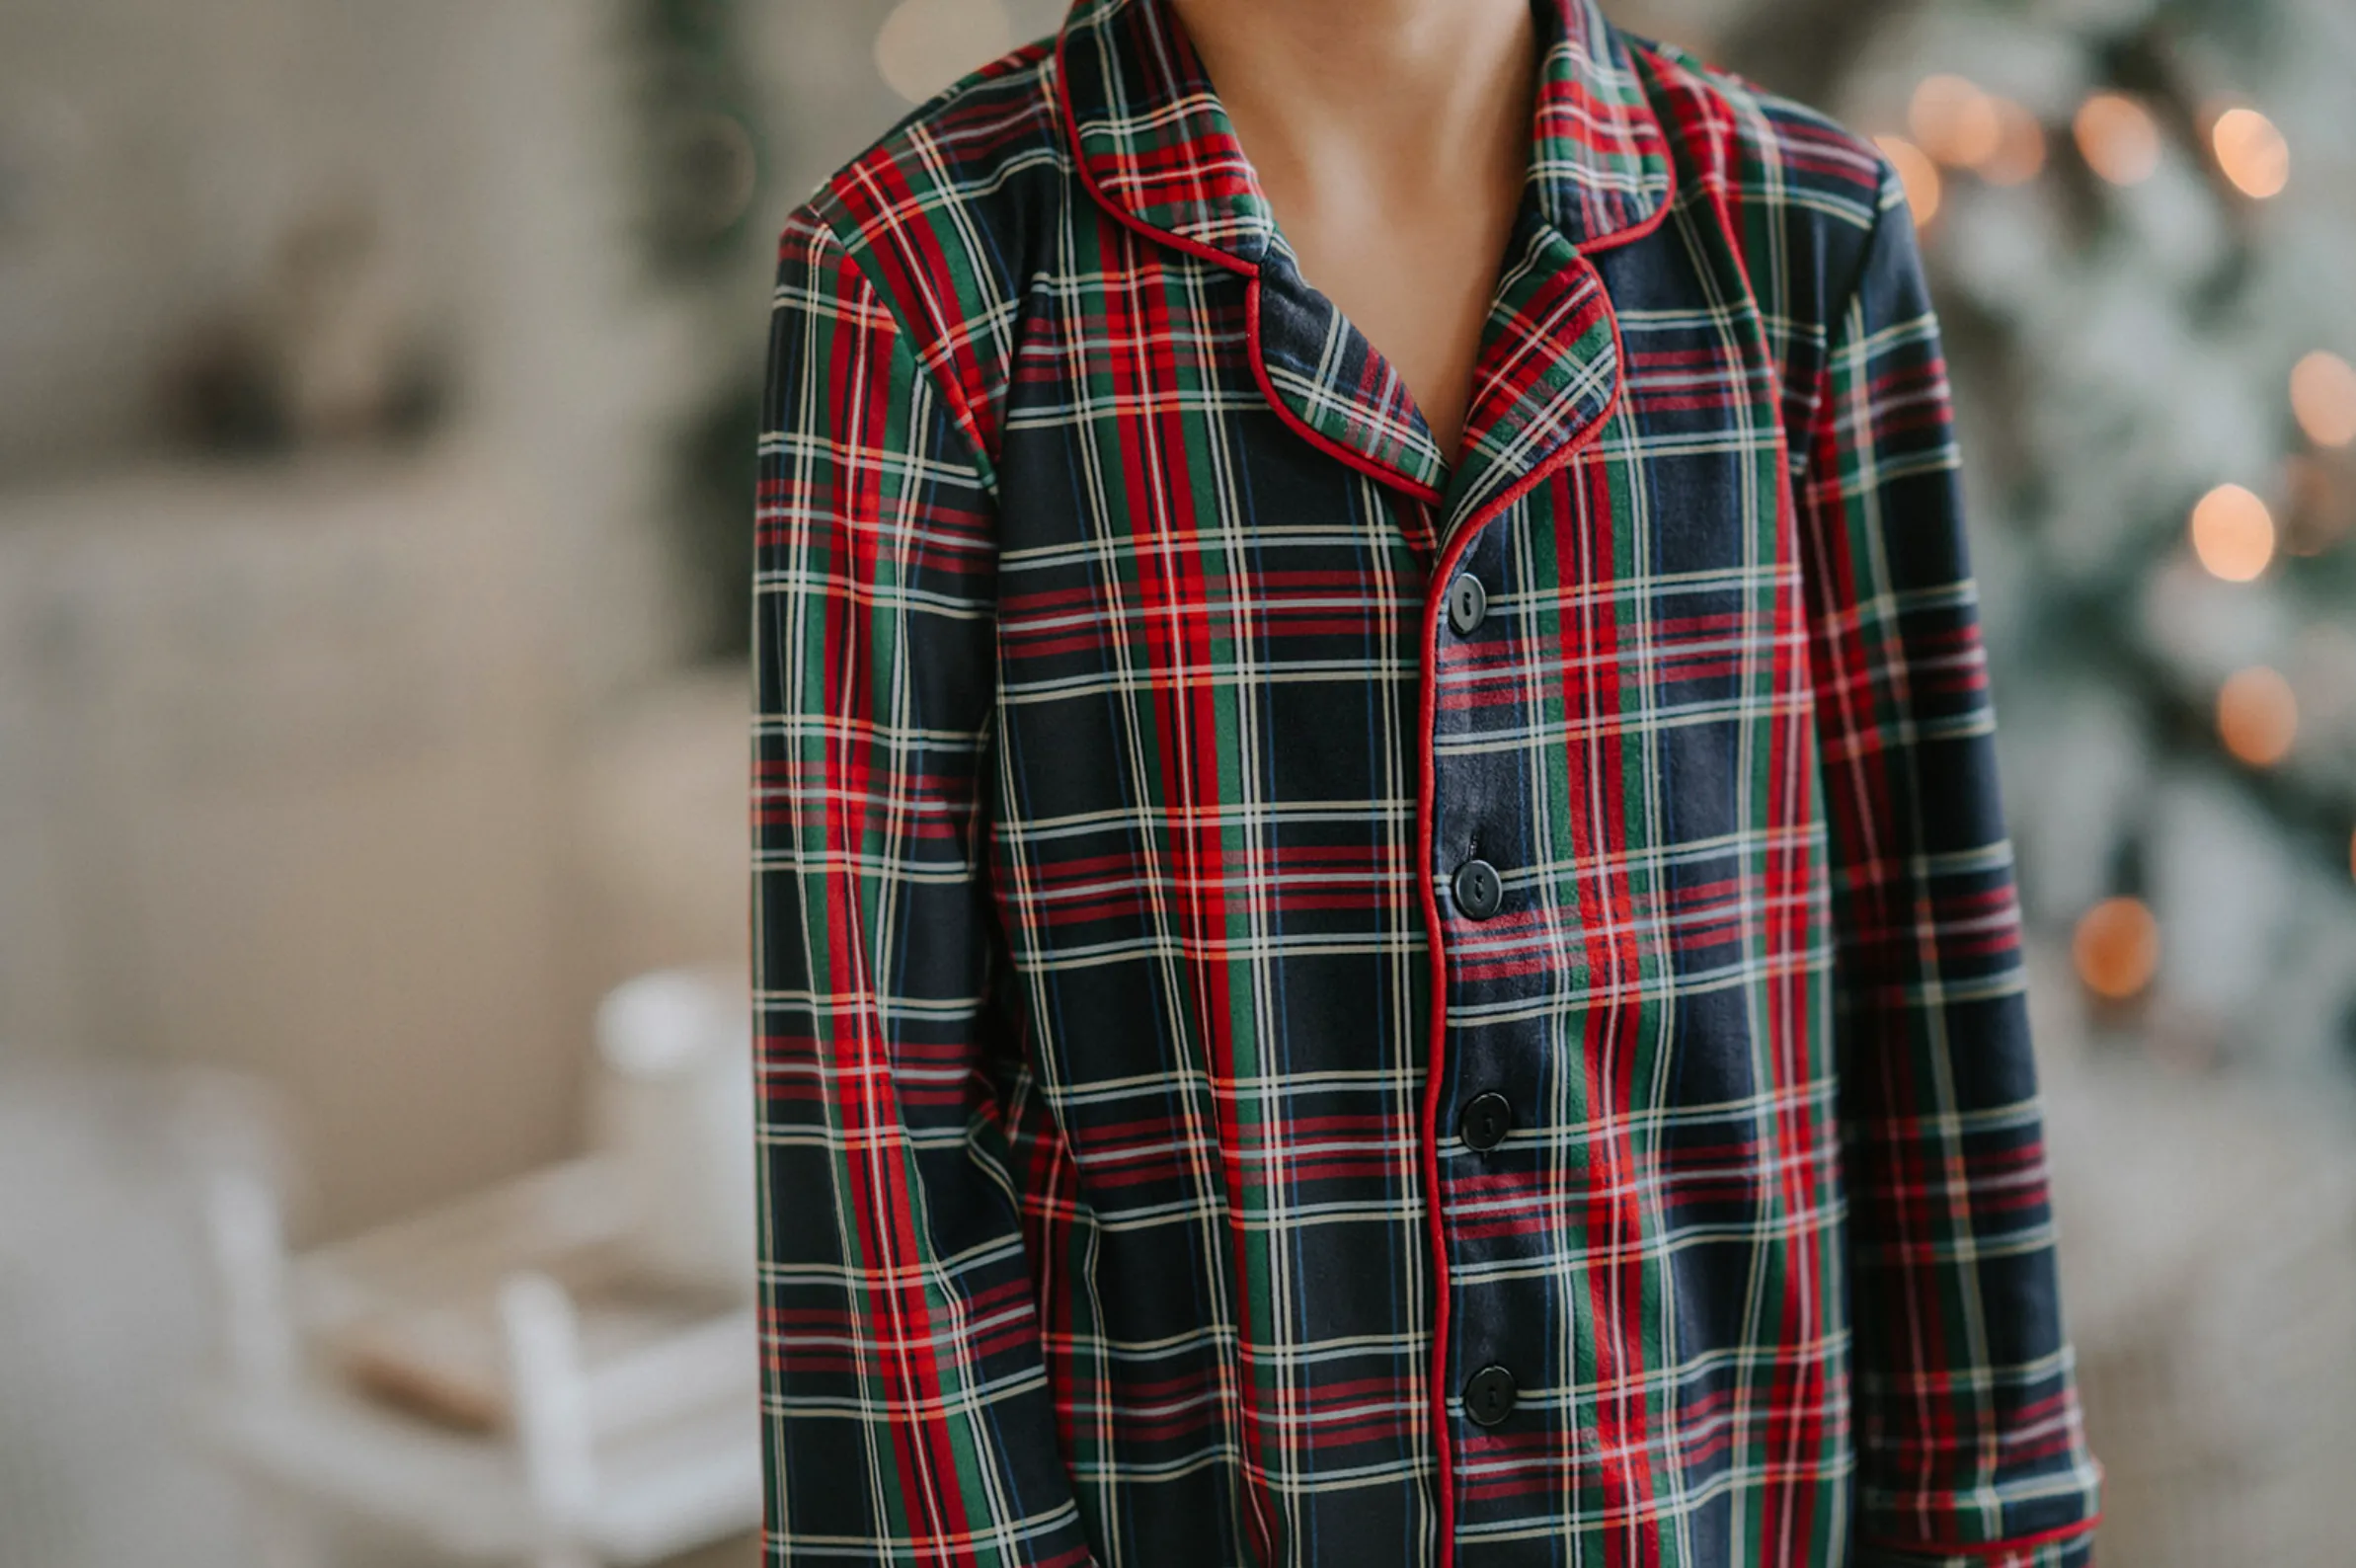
[0,2,475,479]
[0,0,710,1235]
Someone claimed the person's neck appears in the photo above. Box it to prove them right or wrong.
[1165,0,1540,456]
[1168,0,1537,201]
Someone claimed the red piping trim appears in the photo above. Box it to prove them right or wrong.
[1861,1513,2102,1556]
[1574,121,1680,257]
[1440,259,1630,552]
[1412,277,1626,1566]
[1055,8,1680,521]
[1245,279,1447,506]
[1578,178,1676,257]
[1410,523,1473,1566]
[1060,24,1446,506]
[1053,9,1683,269]
[1054,24,1257,279]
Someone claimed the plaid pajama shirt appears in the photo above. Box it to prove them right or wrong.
[751,0,2103,1562]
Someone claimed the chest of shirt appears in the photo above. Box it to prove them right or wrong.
[976,199,1824,1076]
[991,213,1802,785]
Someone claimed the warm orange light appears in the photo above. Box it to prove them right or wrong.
[1875,135,1943,227]
[2291,352,2356,448]
[2075,93,2162,186]
[2189,484,2276,582]
[1911,76,2003,168]
[2218,666,2299,766]
[2212,107,2291,198]
[1982,99,2049,186]
[2073,897,2160,1001]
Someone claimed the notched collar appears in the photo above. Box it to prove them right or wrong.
[1057,0,1663,528]
[1055,0,1674,264]
[1446,220,1618,542]
[1056,0,1275,264]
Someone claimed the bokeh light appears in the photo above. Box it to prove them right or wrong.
[2075,93,2162,186]
[1911,75,2003,167]
[1981,99,2050,186]
[2291,351,2356,448]
[2218,666,2299,766]
[2212,107,2292,198]
[1874,135,1943,227]
[2073,897,2160,1001]
[2189,483,2276,581]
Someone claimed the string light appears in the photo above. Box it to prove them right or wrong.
[1904,77,2048,187]
[2073,897,2160,1001]
[2212,107,2291,198]
[2189,484,2276,582]
[2075,93,2162,186]
[1981,99,2049,186]
[1910,76,2003,168]
[2218,666,2299,766]
[2291,351,2356,448]
[1874,135,1943,227]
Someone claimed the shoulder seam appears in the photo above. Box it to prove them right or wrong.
[794,202,1003,501]
[1830,157,1904,341]
[1798,156,1903,497]
[1627,32,1890,223]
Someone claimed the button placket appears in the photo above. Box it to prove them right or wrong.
[1430,532,1536,1465]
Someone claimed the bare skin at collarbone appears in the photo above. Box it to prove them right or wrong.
[1171,0,1538,462]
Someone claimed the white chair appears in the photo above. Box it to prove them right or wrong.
[196,1157,760,1568]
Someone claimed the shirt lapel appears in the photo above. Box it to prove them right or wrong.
[1438,0,1673,542]
[1060,0,1453,502]
[1057,0,1271,265]
[1058,0,1674,528]
[1439,217,1622,541]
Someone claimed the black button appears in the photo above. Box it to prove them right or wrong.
[1463,1364,1518,1428]
[1459,1092,1513,1152]
[1447,574,1488,637]
[1453,858,1503,919]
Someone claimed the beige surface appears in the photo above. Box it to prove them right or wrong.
[0,447,580,1237]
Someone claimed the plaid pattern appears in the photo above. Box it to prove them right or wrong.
[752,1,2102,1563]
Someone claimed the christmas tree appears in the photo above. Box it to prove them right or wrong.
[624,0,773,662]
[1706,0,2356,1082]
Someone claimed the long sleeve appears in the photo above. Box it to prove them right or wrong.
[1797,168,2104,1566]
[752,206,1093,1568]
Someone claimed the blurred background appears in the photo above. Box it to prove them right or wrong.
[0,0,2350,1563]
